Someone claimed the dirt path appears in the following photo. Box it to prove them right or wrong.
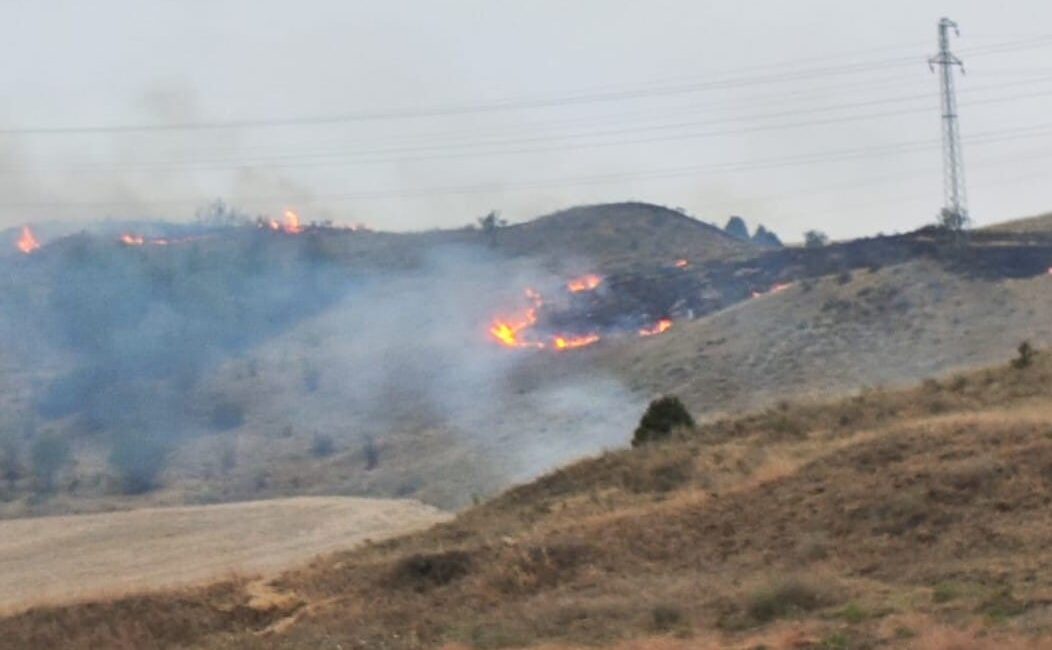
[0,496,449,612]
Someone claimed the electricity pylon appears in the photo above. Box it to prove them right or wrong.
[929,17,968,231]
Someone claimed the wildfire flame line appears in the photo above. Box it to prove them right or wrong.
[488,279,676,352]
[566,274,603,293]
[639,319,672,337]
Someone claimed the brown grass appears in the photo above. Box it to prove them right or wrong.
[3,351,1052,648]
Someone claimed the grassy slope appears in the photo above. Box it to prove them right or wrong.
[983,211,1052,233]
[3,350,1051,649]
[594,258,1052,412]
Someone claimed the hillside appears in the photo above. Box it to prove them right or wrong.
[983,211,1052,233]
[8,208,1052,519]
[3,349,1050,648]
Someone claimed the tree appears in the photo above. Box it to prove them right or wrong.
[30,434,71,492]
[938,207,969,232]
[477,210,507,247]
[109,431,170,495]
[804,230,829,248]
[724,216,750,241]
[752,224,783,248]
[0,437,21,490]
[632,396,695,447]
[195,198,250,227]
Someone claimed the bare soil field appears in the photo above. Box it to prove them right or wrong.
[0,496,448,612]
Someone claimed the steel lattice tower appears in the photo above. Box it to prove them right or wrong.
[929,17,968,229]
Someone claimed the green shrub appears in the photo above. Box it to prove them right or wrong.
[632,396,695,447]
[746,578,833,624]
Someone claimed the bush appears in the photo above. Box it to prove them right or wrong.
[109,432,170,494]
[746,578,832,624]
[209,401,245,431]
[804,230,829,248]
[363,436,379,470]
[30,434,71,492]
[1012,341,1034,369]
[632,396,695,447]
[310,433,335,457]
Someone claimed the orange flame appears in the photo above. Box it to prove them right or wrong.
[566,274,603,293]
[283,210,303,234]
[17,226,40,254]
[120,234,146,246]
[639,319,673,337]
[553,333,600,350]
[674,259,689,268]
[488,288,544,349]
[751,282,793,299]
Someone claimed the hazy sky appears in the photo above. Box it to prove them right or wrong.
[1,0,1051,240]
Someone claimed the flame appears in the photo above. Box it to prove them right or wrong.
[120,234,146,246]
[16,226,40,254]
[488,288,599,351]
[751,282,793,299]
[674,259,689,268]
[488,288,545,349]
[553,333,600,350]
[566,274,603,293]
[283,210,303,234]
[639,319,673,337]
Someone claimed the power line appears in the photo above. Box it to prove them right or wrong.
[3,35,1051,136]
[4,125,1051,210]
[9,78,1052,176]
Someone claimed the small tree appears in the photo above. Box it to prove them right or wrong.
[363,436,379,470]
[30,434,71,492]
[1012,341,1035,369]
[0,437,22,490]
[632,396,695,447]
[477,210,507,247]
[109,432,169,495]
[938,207,969,233]
[804,230,829,248]
[724,216,750,241]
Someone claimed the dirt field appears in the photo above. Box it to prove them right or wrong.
[0,496,448,612]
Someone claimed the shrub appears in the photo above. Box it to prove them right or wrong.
[0,437,21,490]
[363,436,379,470]
[746,577,833,624]
[392,550,472,590]
[651,603,685,631]
[632,396,695,447]
[109,432,170,494]
[30,434,71,492]
[804,230,829,248]
[310,433,336,457]
[1012,340,1034,369]
[209,401,245,431]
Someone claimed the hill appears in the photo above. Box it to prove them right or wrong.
[497,202,756,271]
[3,348,1050,648]
[8,209,1052,519]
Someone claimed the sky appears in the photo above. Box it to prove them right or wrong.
[1,0,1051,241]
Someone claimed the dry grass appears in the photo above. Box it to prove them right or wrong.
[3,352,1052,648]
